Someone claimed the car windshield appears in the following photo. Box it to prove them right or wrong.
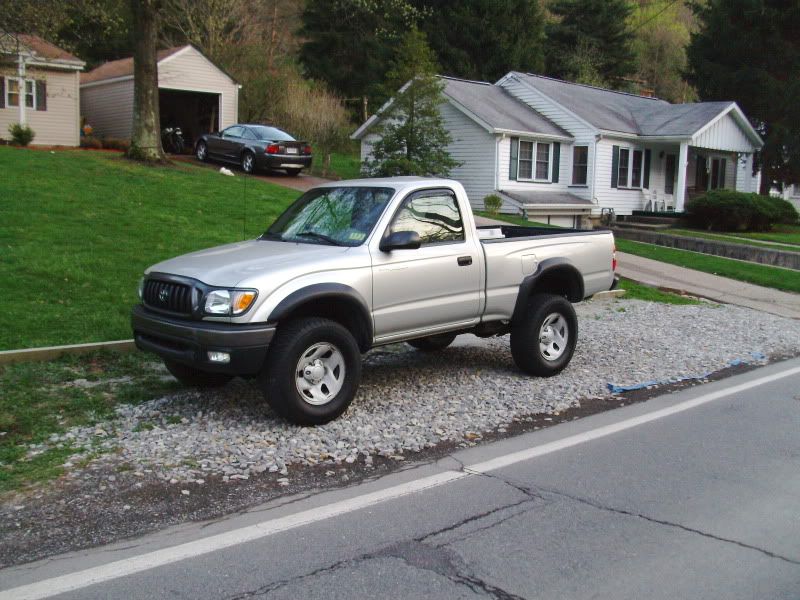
[263,187,395,247]
[249,126,295,141]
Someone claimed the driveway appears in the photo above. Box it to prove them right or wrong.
[172,155,333,192]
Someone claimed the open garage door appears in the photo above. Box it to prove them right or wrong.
[159,88,220,152]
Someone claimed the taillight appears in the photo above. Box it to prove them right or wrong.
[266,144,280,154]
[303,145,312,155]
[612,244,617,271]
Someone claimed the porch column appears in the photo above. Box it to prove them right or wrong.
[675,141,689,212]
[17,52,27,126]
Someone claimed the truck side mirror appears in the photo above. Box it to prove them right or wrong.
[380,230,421,252]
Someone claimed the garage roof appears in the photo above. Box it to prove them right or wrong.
[80,46,185,84]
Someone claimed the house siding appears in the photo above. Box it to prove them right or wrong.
[80,78,134,138]
[157,47,237,128]
[692,112,754,153]
[1,67,81,146]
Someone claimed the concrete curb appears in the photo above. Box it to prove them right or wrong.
[0,340,136,366]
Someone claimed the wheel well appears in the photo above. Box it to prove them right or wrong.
[278,297,372,352]
[529,267,583,302]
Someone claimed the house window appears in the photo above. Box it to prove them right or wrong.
[517,140,551,181]
[4,78,35,108]
[536,143,550,180]
[572,146,588,185]
[631,150,643,188]
[518,141,534,179]
[710,158,726,189]
[618,148,630,187]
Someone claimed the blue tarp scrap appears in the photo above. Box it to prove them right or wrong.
[606,352,768,394]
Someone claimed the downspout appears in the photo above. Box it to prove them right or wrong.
[17,51,26,125]
[591,133,601,212]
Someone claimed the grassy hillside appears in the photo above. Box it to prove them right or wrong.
[0,147,300,349]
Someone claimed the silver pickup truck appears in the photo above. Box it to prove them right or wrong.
[132,177,617,424]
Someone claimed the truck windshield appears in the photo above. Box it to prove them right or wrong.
[262,187,395,247]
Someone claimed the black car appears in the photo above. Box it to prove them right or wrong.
[195,124,312,176]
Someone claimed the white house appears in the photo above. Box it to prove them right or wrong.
[353,73,765,227]
[80,45,239,147]
[0,34,85,146]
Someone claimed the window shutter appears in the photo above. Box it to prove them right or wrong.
[552,142,560,183]
[509,137,519,180]
[643,149,651,188]
[0,77,4,109]
[36,80,47,111]
[611,145,620,188]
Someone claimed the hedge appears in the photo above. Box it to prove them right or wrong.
[686,190,799,232]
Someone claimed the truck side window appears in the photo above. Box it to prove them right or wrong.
[390,191,464,245]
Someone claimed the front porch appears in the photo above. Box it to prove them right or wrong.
[639,143,760,213]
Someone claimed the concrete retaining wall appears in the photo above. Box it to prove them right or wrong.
[614,229,800,270]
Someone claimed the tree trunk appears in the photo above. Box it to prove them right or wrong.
[128,0,165,162]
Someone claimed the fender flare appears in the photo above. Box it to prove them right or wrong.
[511,258,585,324]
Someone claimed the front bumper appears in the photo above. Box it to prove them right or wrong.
[131,305,275,375]
[257,153,312,171]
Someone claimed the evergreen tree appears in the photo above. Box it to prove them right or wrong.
[363,29,458,177]
[546,0,636,87]
[414,0,546,82]
[687,0,800,193]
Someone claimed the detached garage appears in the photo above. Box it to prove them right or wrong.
[80,45,239,147]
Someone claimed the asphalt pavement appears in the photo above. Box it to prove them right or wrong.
[2,358,799,600]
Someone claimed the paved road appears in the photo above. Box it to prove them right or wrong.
[2,359,799,600]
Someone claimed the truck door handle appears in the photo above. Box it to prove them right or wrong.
[457,256,472,266]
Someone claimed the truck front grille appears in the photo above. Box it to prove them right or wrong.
[143,279,193,315]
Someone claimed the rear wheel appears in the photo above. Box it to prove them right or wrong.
[196,141,208,162]
[164,359,232,388]
[259,318,361,425]
[407,333,457,352]
[241,151,255,174]
[285,168,302,177]
[510,293,577,376]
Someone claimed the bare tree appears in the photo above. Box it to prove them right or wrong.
[128,0,164,162]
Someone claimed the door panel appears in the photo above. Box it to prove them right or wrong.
[371,190,481,339]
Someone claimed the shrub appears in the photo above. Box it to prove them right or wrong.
[80,136,103,150]
[102,137,130,152]
[686,190,796,232]
[8,123,35,146]
[484,194,503,214]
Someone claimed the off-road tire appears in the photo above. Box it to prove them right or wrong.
[164,359,233,388]
[407,333,457,352]
[259,318,361,425]
[510,293,577,377]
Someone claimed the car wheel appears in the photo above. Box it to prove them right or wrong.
[510,293,577,376]
[196,141,208,162]
[285,168,302,177]
[164,359,233,388]
[259,318,361,425]
[407,333,457,352]
[241,151,255,174]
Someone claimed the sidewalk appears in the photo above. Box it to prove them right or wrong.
[617,252,800,320]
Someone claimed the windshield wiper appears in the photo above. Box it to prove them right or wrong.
[294,231,344,246]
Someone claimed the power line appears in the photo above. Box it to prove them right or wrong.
[630,0,683,32]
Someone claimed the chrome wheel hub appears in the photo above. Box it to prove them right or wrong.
[538,313,568,361]
[243,155,253,171]
[295,343,345,406]
[197,144,206,160]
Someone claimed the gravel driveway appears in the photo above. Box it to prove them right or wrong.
[43,300,800,485]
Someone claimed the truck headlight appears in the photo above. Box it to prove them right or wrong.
[204,289,257,315]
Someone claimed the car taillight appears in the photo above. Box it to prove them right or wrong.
[266,144,280,154]
[612,244,617,271]
[303,145,312,155]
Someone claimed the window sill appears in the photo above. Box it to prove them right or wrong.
[568,184,588,188]
[616,187,644,191]
[516,179,552,184]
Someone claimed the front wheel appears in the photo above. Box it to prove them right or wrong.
[510,293,577,376]
[259,318,361,425]
[241,151,255,174]
[407,333,457,352]
[196,141,208,162]
[164,359,233,388]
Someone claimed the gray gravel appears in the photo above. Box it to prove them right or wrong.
[40,300,800,484]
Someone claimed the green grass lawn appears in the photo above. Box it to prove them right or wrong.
[616,239,800,293]
[666,228,800,252]
[617,277,701,305]
[308,151,362,180]
[727,224,800,246]
[0,146,300,350]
